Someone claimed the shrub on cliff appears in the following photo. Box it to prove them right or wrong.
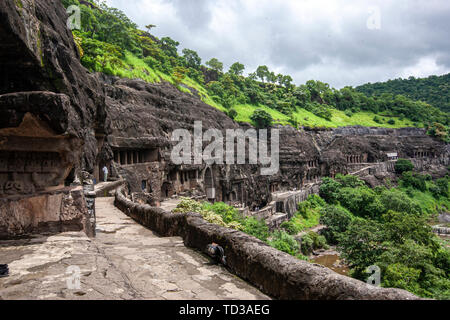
[432,178,449,198]
[399,172,428,192]
[227,108,238,120]
[243,218,270,242]
[250,109,273,128]
[173,198,244,230]
[280,220,301,235]
[427,122,449,142]
[395,159,414,174]
[202,202,243,224]
[300,232,328,255]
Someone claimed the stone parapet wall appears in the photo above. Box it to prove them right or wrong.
[433,226,450,236]
[272,184,320,218]
[114,186,419,300]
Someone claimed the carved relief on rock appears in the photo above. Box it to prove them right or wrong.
[0,151,69,195]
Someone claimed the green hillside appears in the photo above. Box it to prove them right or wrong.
[63,0,449,136]
[356,73,450,113]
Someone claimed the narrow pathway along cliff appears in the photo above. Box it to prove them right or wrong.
[0,198,269,300]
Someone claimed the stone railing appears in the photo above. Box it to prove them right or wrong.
[114,186,419,300]
[433,226,450,236]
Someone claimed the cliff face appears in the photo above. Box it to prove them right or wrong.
[0,0,108,237]
[103,76,448,208]
[0,0,108,172]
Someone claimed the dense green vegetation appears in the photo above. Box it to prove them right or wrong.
[62,0,449,132]
[356,73,450,113]
[318,171,450,299]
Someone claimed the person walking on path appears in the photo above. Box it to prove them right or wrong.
[102,166,109,183]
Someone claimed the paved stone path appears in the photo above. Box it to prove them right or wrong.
[0,198,269,300]
[160,198,182,212]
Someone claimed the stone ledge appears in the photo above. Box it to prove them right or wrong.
[94,179,126,197]
[0,187,91,239]
[114,186,420,300]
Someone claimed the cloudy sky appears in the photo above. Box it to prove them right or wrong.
[104,0,450,88]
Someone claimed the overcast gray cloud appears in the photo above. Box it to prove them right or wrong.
[105,0,450,88]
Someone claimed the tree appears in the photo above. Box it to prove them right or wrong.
[320,205,353,244]
[206,58,223,73]
[435,178,449,198]
[160,37,179,57]
[182,48,201,69]
[267,72,277,84]
[248,72,257,81]
[229,62,245,76]
[379,188,422,216]
[281,75,293,89]
[381,210,436,247]
[319,177,343,204]
[335,174,365,188]
[250,109,273,128]
[399,172,427,191]
[338,218,386,279]
[256,65,269,83]
[395,159,414,174]
[337,187,385,219]
[382,263,422,294]
[277,74,284,86]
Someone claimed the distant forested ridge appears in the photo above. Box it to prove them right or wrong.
[356,74,450,113]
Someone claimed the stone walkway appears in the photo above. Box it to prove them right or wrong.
[160,198,182,212]
[0,198,269,300]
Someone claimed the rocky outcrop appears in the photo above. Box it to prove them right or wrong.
[0,0,108,237]
[0,0,109,173]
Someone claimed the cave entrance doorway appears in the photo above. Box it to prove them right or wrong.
[161,182,171,199]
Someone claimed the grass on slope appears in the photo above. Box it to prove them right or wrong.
[234,104,419,128]
[111,51,171,83]
[399,183,450,216]
[106,51,423,129]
